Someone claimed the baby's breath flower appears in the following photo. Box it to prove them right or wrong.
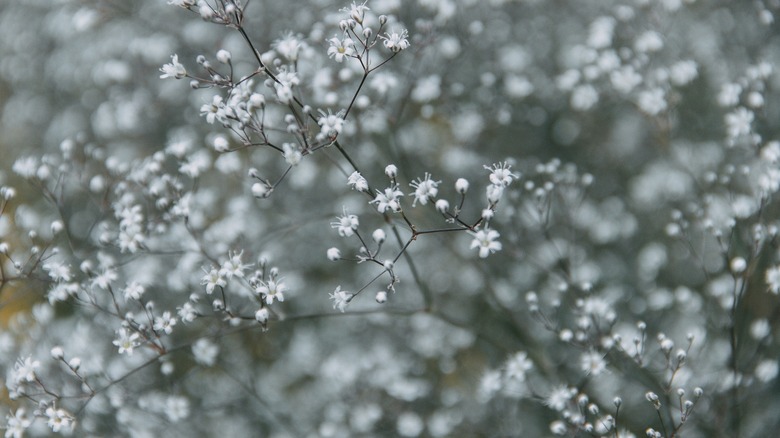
[255,307,269,323]
[409,173,440,206]
[283,143,302,166]
[153,311,178,335]
[545,385,576,411]
[331,207,360,237]
[45,404,73,433]
[219,250,250,280]
[113,328,141,356]
[505,351,533,381]
[329,286,352,312]
[200,95,226,124]
[380,28,410,53]
[5,408,32,437]
[371,185,404,213]
[216,49,231,64]
[348,171,369,192]
[455,178,469,194]
[178,302,198,323]
[327,35,355,63]
[256,279,287,305]
[123,281,146,301]
[468,227,502,258]
[485,162,519,187]
[327,247,341,261]
[581,350,607,376]
[13,357,40,384]
[766,265,780,294]
[317,109,346,139]
[160,54,187,79]
[192,338,219,366]
[342,1,370,24]
[201,267,226,294]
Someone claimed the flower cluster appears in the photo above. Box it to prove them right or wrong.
[2,0,780,437]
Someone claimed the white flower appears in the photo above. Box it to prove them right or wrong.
[637,88,667,116]
[45,405,73,433]
[5,409,32,438]
[255,307,270,323]
[327,35,355,62]
[478,369,503,402]
[469,227,502,258]
[371,185,404,213]
[154,311,178,335]
[256,279,287,305]
[342,1,370,24]
[317,109,346,139]
[580,350,607,376]
[348,171,369,192]
[219,250,250,280]
[725,107,754,138]
[634,30,663,53]
[43,262,72,282]
[47,282,78,304]
[113,328,141,355]
[331,207,360,237]
[12,357,40,384]
[380,29,410,52]
[455,178,469,194]
[178,302,198,323]
[485,162,518,187]
[718,83,742,107]
[329,286,352,312]
[435,199,449,213]
[409,173,440,206]
[201,268,226,294]
[274,32,304,62]
[550,420,567,435]
[283,143,302,166]
[192,338,219,366]
[216,49,231,64]
[123,281,146,301]
[545,385,576,411]
[200,95,226,124]
[165,395,190,422]
[766,265,780,294]
[12,156,38,179]
[160,54,186,79]
[252,182,271,198]
[505,351,533,381]
[486,185,503,203]
[92,268,118,290]
[178,150,211,178]
[327,247,341,261]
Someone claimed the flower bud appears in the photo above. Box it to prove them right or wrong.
[255,307,269,323]
[51,346,65,360]
[455,178,469,194]
[216,49,231,64]
[372,229,386,244]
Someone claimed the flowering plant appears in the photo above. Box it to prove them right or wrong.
[1,0,780,436]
